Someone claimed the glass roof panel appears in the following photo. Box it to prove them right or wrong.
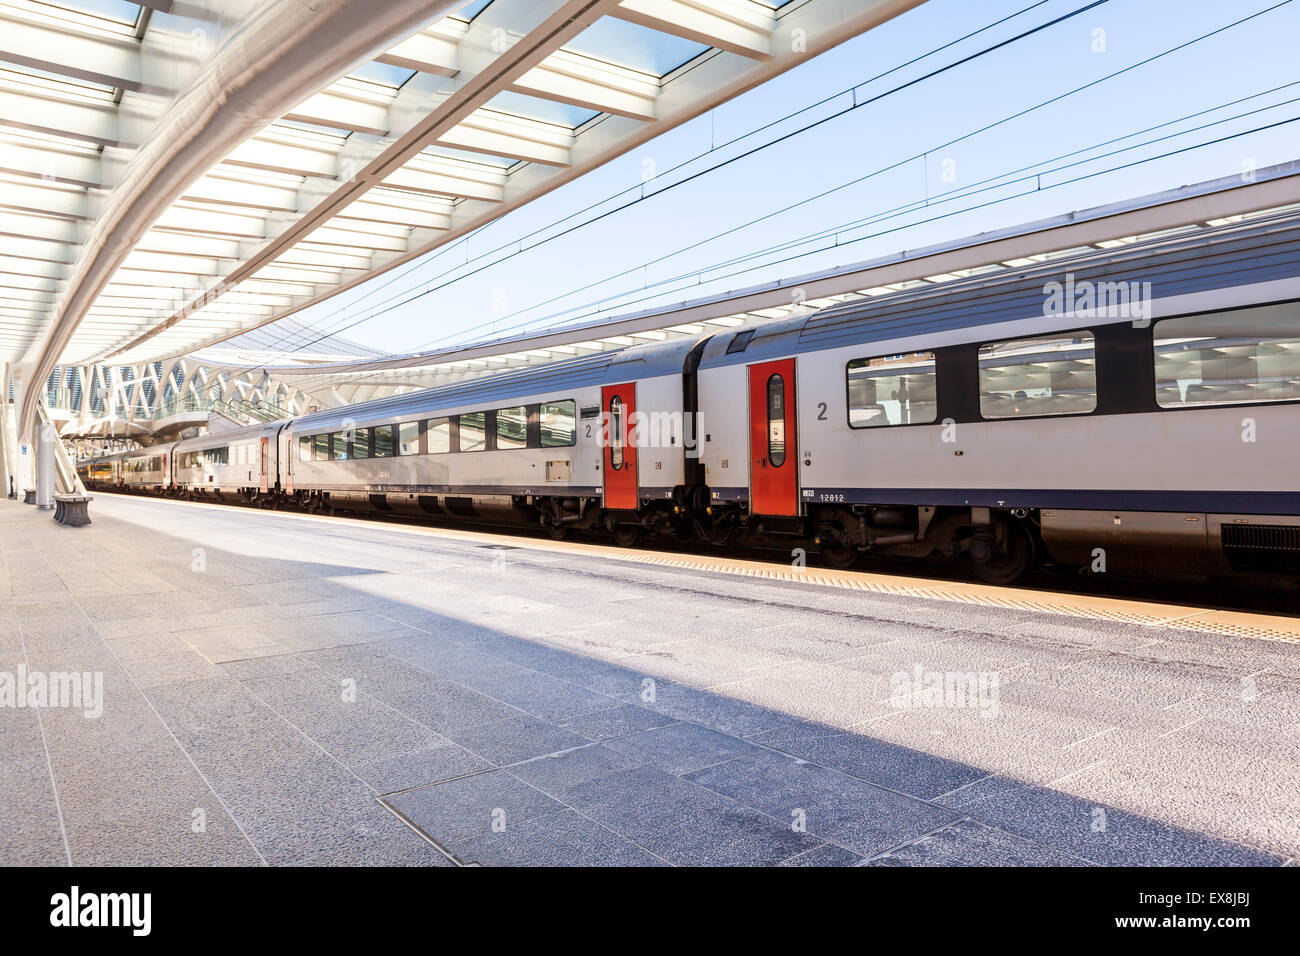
[420,144,516,169]
[33,0,141,34]
[488,90,599,130]
[349,62,418,89]
[0,66,117,102]
[565,19,708,77]
[46,0,139,20]
[0,128,103,154]
[454,0,493,21]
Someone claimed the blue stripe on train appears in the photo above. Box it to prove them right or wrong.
[798,487,1300,515]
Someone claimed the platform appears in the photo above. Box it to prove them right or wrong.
[1,494,1297,866]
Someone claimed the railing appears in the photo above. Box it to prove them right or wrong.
[46,383,297,427]
[224,398,291,423]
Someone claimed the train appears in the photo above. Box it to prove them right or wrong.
[78,217,1300,585]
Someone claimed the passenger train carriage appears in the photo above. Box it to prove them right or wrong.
[77,212,1300,584]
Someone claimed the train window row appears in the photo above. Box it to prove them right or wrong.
[297,400,577,463]
[177,447,230,469]
[123,456,163,474]
[847,302,1300,426]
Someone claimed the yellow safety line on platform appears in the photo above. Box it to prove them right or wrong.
[102,494,1300,645]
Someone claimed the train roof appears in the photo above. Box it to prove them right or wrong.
[174,419,284,452]
[698,207,1300,367]
[285,335,704,433]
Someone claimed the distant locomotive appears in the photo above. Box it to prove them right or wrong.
[80,216,1300,584]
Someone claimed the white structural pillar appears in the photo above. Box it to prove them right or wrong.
[36,423,54,510]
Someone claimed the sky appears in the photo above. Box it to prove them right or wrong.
[259,0,1300,361]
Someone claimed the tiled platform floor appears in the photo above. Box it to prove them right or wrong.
[1,494,1297,866]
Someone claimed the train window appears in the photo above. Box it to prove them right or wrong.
[609,396,624,469]
[540,400,576,447]
[207,446,229,466]
[313,433,329,461]
[350,427,371,459]
[978,332,1097,419]
[458,412,486,452]
[426,418,451,454]
[373,424,394,458]
[496,406,527,450]
[767,374,786,467]
[727,329,756,354]
[1154,304,1300,408]
[398,422,419,456]
[330,433,348,461]
[847,352,938,427]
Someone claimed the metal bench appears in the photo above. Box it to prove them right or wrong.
[53,493,92,527]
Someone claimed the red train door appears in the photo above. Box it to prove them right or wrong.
[602,383,638,510]
[259,437,269,493]
[284,433,294,493]
[748,358,798,516]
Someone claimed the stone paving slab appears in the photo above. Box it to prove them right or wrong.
[1,494,1297,867]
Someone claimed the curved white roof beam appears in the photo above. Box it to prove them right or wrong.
[7,0,927,440]
[15,0,459,440]
[92,0,927,367]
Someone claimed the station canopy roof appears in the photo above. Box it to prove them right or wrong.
[0,0,923,372]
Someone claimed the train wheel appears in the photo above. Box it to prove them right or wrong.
[971,522,1033,585]
[612,525,642,548]
[542,518,569,540]
[820,545,860,570]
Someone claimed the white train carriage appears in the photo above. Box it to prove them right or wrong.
[112,446,172,493]
[173,423,281,501]
[72,204,1300,585]
[280,340,699,543]
[692,218,1300,581]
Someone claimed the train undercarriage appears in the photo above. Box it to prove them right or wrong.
[99,478,1044,584]
[90,479,1299,587]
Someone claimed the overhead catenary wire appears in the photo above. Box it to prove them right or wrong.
[230,0,1109,364]
[389,0,1297,356]
[277,1,1300,396]
[283,105,1300,399]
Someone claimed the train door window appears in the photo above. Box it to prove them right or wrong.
[978,332,1097,419]
[609,396,624,469]
[313,433,329,460]
[766,374,786,467]
[496,406,527,450]
[540,400,576,447]
[397,422,419,456]
[1154,303,1300,407]
[373,425,394,458]
[426,417,451,453]
[330,433,348,461]
[847,352,938,427]
[458,412,486,452]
